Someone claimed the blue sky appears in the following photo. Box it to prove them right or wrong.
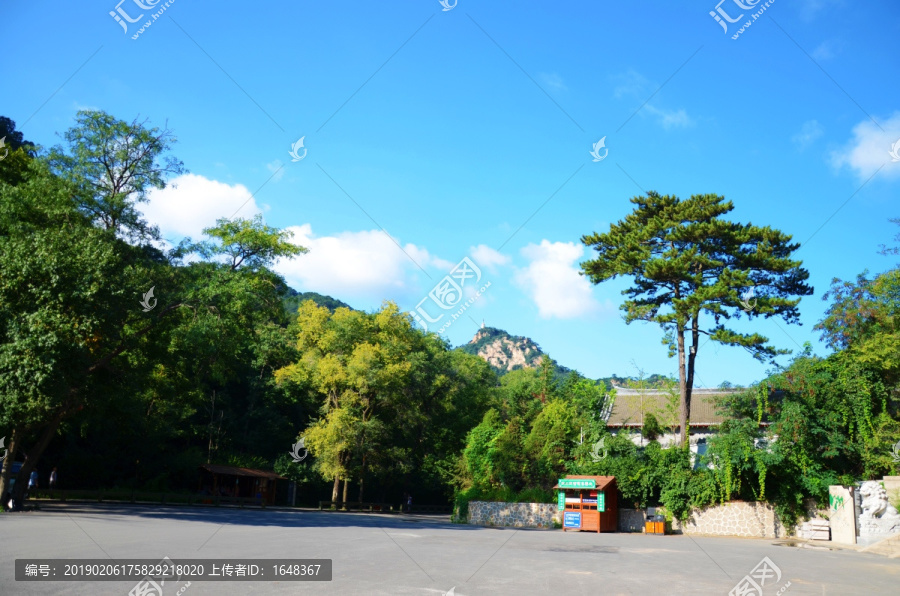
[3,0,899,387]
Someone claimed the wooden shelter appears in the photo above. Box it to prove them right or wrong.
[199,464,286,506]
[554,475,618,533]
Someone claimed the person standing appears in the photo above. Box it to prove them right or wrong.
[49,467,58,489]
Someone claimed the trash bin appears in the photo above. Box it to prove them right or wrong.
[645,513,665,535]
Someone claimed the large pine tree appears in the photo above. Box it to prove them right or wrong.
[580,192,813,445]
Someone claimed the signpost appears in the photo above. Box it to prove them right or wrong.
[564,512,581,529]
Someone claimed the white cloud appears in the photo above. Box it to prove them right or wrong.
[513,240,601,319]
[643,104,693,129]
[406,245,455,272]
[830,112,900,181]
[538,72,567,92]
[613,70,647,99]
[470,244,511,272]
[141,173,262,241]
[811,41,835,61]
[273,225,449,303]
[72,101,100,112]
[612,70,692,130]
[266,159,286,182]
[792,120,824,150]
[800,0,843,20]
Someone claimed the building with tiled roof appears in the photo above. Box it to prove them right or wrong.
[603,388,747,462]
[605,387,731,430]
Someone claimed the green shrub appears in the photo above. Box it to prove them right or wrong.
[643,412,663,441]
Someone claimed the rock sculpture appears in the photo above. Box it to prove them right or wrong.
[859,481,900,535]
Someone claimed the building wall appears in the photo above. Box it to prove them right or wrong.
[608,430,716,449]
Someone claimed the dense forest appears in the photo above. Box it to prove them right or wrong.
[1,113,898,527]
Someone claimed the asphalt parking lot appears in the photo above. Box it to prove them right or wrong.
[1,503,898,595]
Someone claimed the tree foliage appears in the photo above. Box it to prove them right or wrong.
[277,301,495,503]
[0,112,305,503]
[47,110,185,241]
[581,191,813,445]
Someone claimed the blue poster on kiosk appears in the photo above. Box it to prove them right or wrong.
[564,511,581,528]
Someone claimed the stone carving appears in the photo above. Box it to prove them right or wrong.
[858,481,900,535]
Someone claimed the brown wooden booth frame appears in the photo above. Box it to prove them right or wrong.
[199,464,286,506]
[554,475,617,533]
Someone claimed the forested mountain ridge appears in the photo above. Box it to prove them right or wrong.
[282,288,354,315]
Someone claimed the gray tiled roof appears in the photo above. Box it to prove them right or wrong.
[605,389,732,427]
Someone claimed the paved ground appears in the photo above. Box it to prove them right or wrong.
[1,503,899,595]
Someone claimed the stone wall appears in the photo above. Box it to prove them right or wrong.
[881,476,900,508]
[672,501,786,538]
[468,501,560,528]
[618,508,646,532]
[468,501,789,537]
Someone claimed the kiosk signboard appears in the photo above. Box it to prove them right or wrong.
[557,491,565,511]
[564,511,581,528]
[598,492,605,512]
[558,478,596,489]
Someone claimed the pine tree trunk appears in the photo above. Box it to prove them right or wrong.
[685,313,700,447]
[677,324,690,447]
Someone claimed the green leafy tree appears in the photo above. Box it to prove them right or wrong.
[0,157,160,501]
[0,117,36,187]
[581,192,813,445]
[0,115,306,501]
[0,117,34,153]
[816,269,900,387]
[277,301,493,505]
[48,110,185,241]
[524,399,579,489]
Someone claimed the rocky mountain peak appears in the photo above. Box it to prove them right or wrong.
[463,327,545,374]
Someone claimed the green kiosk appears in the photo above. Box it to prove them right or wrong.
[555,475,618,533]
